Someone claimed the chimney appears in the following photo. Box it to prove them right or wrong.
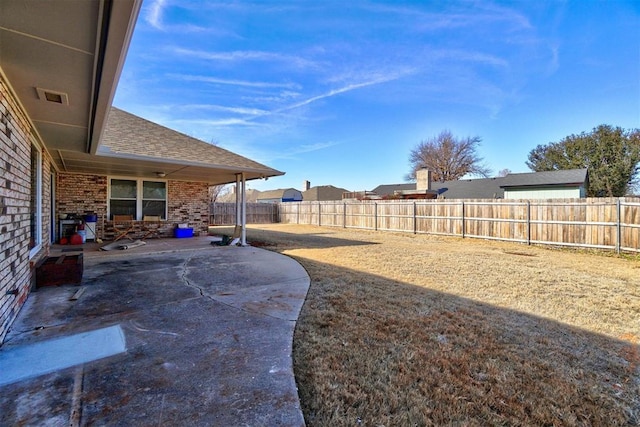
[304,180,311,191]
[416,169,431,191]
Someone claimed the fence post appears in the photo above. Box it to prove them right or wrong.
[318,202,321,226]
[374,202,378,231]
[461,201,465,238]
[526,200,531,245]
[413,202,417,234]
[616,198,621,254]
[210,202,215,225]
[343,202,347,228]
[297,203,300,224]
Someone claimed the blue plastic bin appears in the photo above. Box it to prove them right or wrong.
[174,227,194,238]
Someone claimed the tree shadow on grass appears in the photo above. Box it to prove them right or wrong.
[290,257,639,426]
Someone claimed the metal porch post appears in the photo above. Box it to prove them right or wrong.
[241,172,247,246]
[235,174,241,227]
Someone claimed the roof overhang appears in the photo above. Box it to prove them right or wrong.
[55,149,285,185]
[0,0,141,156]
[1,1,283,186]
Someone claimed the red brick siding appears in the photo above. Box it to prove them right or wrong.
[0,76,52,343]
[56,176,210,239]
[168,181,209,236]
[56,173,108,240]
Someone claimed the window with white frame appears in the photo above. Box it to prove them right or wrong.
[109,178,167,220]
[29,141,42,256]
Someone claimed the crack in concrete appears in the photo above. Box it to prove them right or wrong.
[179,252,206,299]
[178,253,298,322]
[3,322,71,344]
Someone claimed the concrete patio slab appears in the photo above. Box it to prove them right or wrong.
[0,238,309,426]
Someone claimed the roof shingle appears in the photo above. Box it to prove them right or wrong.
[100,107,283,175]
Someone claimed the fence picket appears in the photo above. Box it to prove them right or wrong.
[276,198,640,253]
[212,198,640,253]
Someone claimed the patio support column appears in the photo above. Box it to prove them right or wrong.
[241,172,247,246]
[235,174,241,227]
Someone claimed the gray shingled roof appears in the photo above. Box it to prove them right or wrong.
[372,183,415,196]
[303,185,350,201]
[373,180,503,199]
[257,189,288,200]
[432,178,505,199]
[257,188,303,201]
[99,107,284,179]
[500,168,588,188]
[373,169,589,200]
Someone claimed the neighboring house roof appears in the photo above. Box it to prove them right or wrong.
[432,178,505,199]
[303,185,350,201]
[373,169,589,200]
[257,188,302,201]
[499,168,588,188]
[373,180,503,199]
[94,107,284,185]
[257,189,287,200]
[372,183,415,197]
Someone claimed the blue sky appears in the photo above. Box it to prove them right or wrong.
[114,1,640,192]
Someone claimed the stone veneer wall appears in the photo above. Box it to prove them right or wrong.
[168,181,210,236]
[0,75,52,343]
[56,173,108,240]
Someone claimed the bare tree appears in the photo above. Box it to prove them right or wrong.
[407,130,491,182]
[497,168,512,177]
[206,138,232,203]
[208,184,230,203]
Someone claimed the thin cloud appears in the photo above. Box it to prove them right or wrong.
[171,47,317,69]
[169,118,264,128]
[276,72,410,113]
[145,0,167,29]
[430,49,509,68]
[169,74,301,90]
[367,3,532,32]
[144,2,226,34]
[547,44,560,75]
[266,141,341,162]
[175,104,269,116]
[293,141,340,154]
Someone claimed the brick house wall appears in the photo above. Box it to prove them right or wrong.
[56,173,108,240]
[56,175,210,240]
[0,76,51,343]
[168,181,210,236]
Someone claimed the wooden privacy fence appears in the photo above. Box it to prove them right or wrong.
[278,198,640,253]
[210,202,279,225]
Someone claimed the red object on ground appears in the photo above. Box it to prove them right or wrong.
[36,254,83,287]
[70,234,83,245]
[59,237,68,245]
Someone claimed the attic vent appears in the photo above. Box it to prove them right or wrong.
[36,88,69,105]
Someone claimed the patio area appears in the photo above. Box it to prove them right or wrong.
[0,237,309,426]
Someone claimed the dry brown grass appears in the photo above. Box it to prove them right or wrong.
[213,224,640,426]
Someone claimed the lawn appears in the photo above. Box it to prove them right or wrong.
[215,224,640,426]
